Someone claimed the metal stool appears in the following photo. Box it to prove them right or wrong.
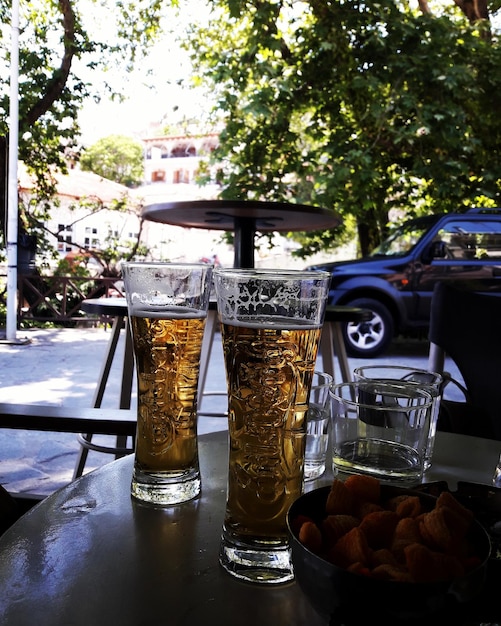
[197,302,227,417]
[320,306,372,383]
[76,298,135,478]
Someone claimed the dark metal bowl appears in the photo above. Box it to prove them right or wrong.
[287,485,491,625]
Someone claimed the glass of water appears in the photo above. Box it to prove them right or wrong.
[304,371,333,481]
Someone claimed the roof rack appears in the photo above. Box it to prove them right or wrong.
[466,207,501,214]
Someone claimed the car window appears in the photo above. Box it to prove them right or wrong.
[434,220,501,261]
[370,221,431,257]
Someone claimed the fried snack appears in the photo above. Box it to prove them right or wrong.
[394,495,422,518]
[387,494,409,511]
[354,500,383,518]
[344,474,381,503]
[391,517,422,560]
[359,510,399,549]
[436,489,471,512]
[294,477,481,584]
[298,520,323,554]
[347,562,371,576]
[322,514,359,544]
[420,505,470,552]
[325,479,354,515]
[328,527,371,569]
[289,513,313,536]
[436,491,474,529]
[404,542,465,583]
[371,548,398,567]
[404,542,440,582]
[371,563,413,582]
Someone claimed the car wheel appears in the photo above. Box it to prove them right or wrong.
[342,298,394,358]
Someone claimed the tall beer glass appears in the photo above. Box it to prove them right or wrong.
[214,268,329,583]
[122,262,213,506]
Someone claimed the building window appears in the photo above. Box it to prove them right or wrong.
[152,170,166,182]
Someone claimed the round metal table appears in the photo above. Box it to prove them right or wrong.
[141,199,341,267]
[0,430,499,625]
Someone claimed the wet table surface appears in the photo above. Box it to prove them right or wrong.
[0,430,499,626]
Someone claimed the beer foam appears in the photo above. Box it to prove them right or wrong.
[223,315,320,330]
[130,305,206,319]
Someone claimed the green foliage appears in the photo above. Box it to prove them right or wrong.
[0,0,175,239]
[187,0,501,255]
[80,135,144,187]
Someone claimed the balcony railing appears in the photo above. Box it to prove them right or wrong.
[1,274,124,325]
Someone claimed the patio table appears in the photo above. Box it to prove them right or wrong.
[141,199,341,268]
[0,430,499,625]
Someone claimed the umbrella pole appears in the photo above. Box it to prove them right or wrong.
[6,0,19,343]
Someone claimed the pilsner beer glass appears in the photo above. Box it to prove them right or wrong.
[122,262,213,506]
[214,268,329,584]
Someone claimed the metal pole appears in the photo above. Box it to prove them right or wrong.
[6,0,20,342]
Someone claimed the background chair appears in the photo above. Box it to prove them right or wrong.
[428,282,501,440]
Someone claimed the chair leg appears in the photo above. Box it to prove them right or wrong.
[197,308,218,407]
[73,433,92,479]
[114,435,129,460]
[428,342,445,373]
[74,314,134,479]
[320,321,352,383]
[331,322,352,383]
[119,318,134,410]
[92,315,124,408]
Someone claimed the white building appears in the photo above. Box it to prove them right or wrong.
[18,133,333,271]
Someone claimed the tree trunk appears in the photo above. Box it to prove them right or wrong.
[357,208,389,257]
[1,0,77,239]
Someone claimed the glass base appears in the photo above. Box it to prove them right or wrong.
[131,464,201,506]
[219,525,294,584]
[304,461,326,481]
[333,439,424,484]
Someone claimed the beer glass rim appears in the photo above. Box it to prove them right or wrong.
[329,381,434,408]
[214,268,330,280]
[123,261,213,270]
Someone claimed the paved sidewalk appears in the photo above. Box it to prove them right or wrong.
[0,326,229,497]
[0,326,462,498]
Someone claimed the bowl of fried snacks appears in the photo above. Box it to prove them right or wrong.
[287,474,491,623]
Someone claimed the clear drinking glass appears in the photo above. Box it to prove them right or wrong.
[122,262,213,506]
[214,268,329,584]
[353,365,443,470]
[330,380,433,485]
[304,371,333,481]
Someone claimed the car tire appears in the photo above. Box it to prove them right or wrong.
[342,298,394,358]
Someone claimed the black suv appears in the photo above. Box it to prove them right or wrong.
[309,208,501,357]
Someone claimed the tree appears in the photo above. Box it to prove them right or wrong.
[0,0,175,245]
[80,135,145,187]
[186,0,501,256]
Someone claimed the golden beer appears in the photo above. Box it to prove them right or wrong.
[131,310,205,473]
[221,318,322,540]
